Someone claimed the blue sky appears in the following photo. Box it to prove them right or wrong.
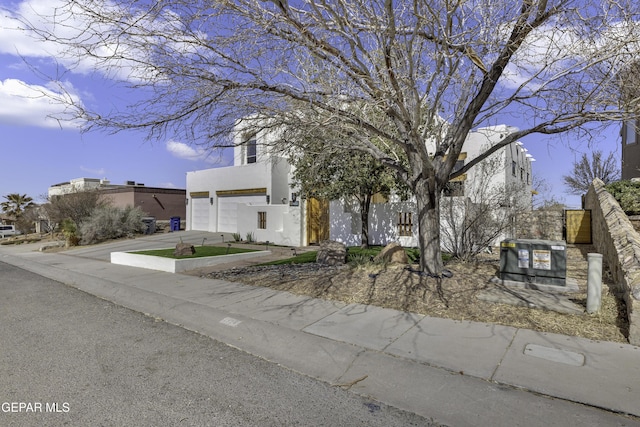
[0,0,622,207]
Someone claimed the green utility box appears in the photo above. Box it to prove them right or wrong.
[499,239,567,286]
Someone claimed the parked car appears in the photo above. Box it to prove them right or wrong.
[0,225,21,238]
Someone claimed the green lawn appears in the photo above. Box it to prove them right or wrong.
[133,246,258,259]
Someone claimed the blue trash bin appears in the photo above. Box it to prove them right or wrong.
[170,216,180,232]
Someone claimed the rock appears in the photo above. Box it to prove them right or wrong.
[174,243,196,257]
[39,241,65,252]
[316,240,347,266]
[374,242,409,264]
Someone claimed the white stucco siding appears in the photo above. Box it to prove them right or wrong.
[190,197,210,230]
[218,195,264,232]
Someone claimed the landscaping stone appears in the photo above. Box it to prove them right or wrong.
[174,243,196,257]
[374,242,409,264]
[316,240,347,266]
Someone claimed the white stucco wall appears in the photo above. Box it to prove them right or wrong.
[328,125,533,249]
[187,121,533,250]
[236,204,302,246]
[185,135,301,246]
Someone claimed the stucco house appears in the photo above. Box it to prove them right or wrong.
[48,178,186,221]
[186,123,533,248]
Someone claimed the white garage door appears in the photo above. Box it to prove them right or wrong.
[191,197,210,230]
[217,196,263,232]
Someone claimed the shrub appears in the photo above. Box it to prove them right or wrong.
[61,218,79,247]
[231,232,242,242]
[79,206,146,245]
[605,180,640,215]
[245,231,255,243]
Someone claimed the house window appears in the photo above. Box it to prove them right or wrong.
[624,120,637,145]
[512,161,517,176]
[453,159,465,173]
[257,211,267,229]
[527,172,530,185]
[520,168,524,181]
[246,137,257,163]
[398,212,413,237]
[443,181,464,197]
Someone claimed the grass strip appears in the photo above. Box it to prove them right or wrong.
[133,246,258,259]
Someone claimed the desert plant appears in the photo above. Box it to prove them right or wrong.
[231,232,242,242]
[79,205,146,245]
[605,180,640,215]
[348,253,381,268]
[245,231,255,243]
[61,218,79,247]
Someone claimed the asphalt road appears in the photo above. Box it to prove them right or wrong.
[0,261,434,427]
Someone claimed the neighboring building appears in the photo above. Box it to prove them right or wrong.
[621,118,640,180]
[48,177,111,196]
[48,178,186,221]
[619,63,640,180]
[186,122,533,248]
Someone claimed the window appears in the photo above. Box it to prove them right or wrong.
[398,212,413,237]
[512,161,517,176]
[624,120,637,145]
[520,168,524,181]
[453,159,465,173]
[257,211,267,229]
[246,137,257,163]
[443,181,464,197]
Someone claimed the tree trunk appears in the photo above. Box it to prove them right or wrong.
[415,178,444,275]
[360,195,371,249]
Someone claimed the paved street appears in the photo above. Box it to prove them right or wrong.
[0,261,432,426]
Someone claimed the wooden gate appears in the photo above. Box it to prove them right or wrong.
[306,197,329,244]
[565,210,592,244]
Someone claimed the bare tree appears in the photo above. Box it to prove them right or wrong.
[440,154,529,260]
[16,0,640,274]
[43,190,110,229]
[563,150,621,195]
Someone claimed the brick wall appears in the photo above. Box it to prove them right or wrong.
[585,179,640,345]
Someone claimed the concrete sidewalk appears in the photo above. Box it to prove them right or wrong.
[1,232,639,426]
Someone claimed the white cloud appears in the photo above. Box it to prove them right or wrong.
[80,166,107,175]
[0,0,202,83]
[166,140,215,162]
[157,182,178,189]
[0,78,84,128]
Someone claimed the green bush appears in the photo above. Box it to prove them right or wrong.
[245,231,255,243]
[605,180,640,215]
[231,232,242,242]
[61,218,79,247]
[79,206,146,245]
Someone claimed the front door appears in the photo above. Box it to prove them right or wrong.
[306,197,329,244]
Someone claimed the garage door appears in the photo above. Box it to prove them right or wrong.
[217,195,263,232]
[191,197,210,230]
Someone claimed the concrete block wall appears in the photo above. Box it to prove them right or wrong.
[585,179,640,345]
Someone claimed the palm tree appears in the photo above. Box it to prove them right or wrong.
[1,193,35,219]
